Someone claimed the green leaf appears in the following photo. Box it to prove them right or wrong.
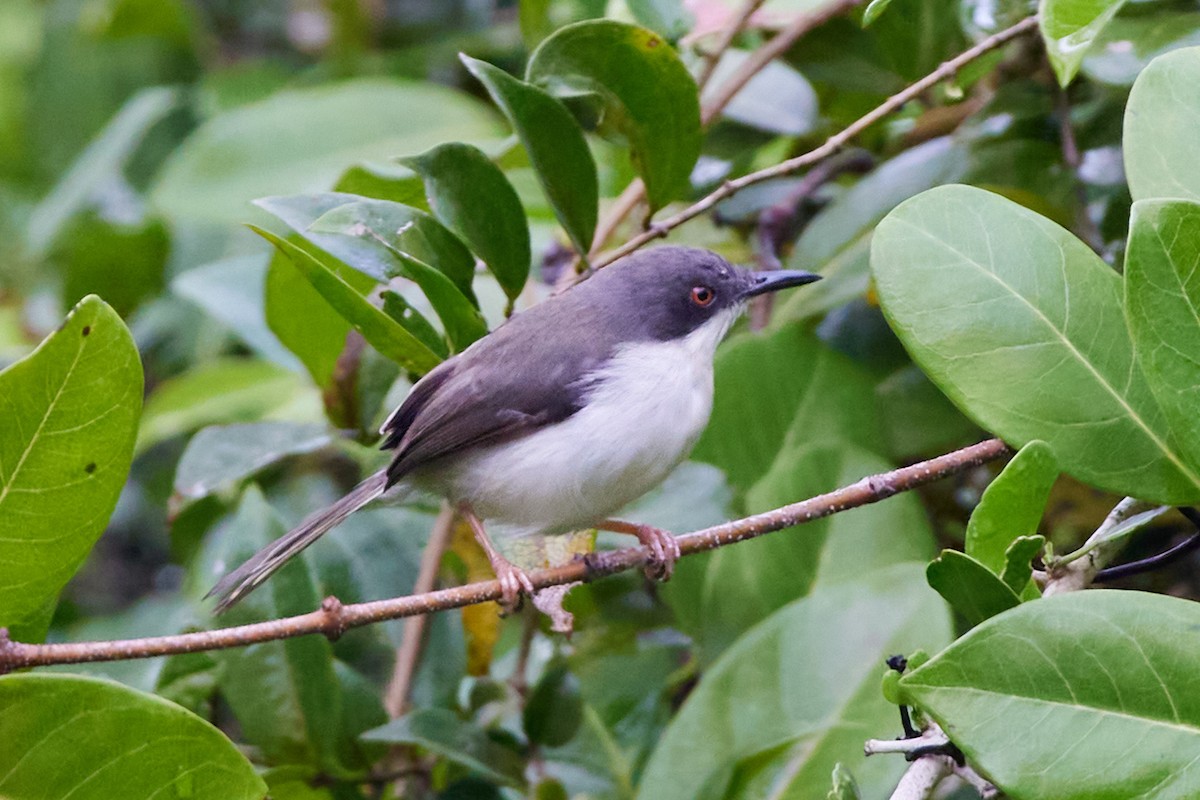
[335,162,430,210]
[862,0,896,26]
[926,550,1021,626]
[308,202,489,350]
[363,708,527,788]
[0,674,265,799]
[626,0,693,40]
[871,184,1200,504]
[1039,0,1127,86]
[902,590,1200,800]
[527,20,701,213]
[0,296,141,632]
[151,79,500,224]
[401,143,531,302]
[1125,199,1200,466]
[828,763,862,800]
[382,291,450,359]
[461,55,598,255]
[639,564,951,800]
[253,226,444,374]
[964,440,1057,575]
[1124,45,1200,203]
[57,212,168,317]
[1082,14,1200,87]
[524,662,585,747]
[138,358,320,453]
[1000,535,1045,596]
[702,49,817,137]
[174,421,332,501]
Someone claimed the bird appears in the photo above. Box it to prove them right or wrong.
[208,245,821,612]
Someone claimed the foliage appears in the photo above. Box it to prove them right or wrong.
[4,0,1200,798]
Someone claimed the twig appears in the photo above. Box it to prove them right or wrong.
[1095,507,1200,582]
[888,752,955,800]
[0,439,1010,671]
[1054,83,1105,254]
[694,0,770,93]
[594,16,1040,269]
[383,503,455,718]
[1044,498,1165,595]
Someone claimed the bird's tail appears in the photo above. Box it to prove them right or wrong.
[206,470,391,612]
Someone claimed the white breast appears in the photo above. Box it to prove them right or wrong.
[437,308,739,538]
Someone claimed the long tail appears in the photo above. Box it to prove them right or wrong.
[206,470,390,612]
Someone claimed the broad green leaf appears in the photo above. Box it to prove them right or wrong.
[309,202,489,350]
[902,590,1200,800]
[701,49,817,136]
[57,212,168,316]
[1125,200,1200,465]
[926,550,1020,626]
[964,440,1057,574]
[253,226,443,374]
[639,564,951,800]
[871,184,1200,504]
[174,421,332,501]
[524,662,584,747]
[1039,0,1127,86]
[0,674,265,800]
[0,296,141,631]
[363,708,527,788]
[527,20,701,213]
[876,365,979,458]
[1000,535,1045,596]
[862,0,895,26]
[151,79,500,224]
[461,56,598,255]
[335,162,430,210]
[828,764,862,800]
[401,143,531,302]
[138,358,321,453]
[1083,14,1200,87]
[1124,46,1200,203]
[382,290,450,358]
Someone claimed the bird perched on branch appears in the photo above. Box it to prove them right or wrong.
[208,246,820,612]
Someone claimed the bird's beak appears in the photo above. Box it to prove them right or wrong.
[740,269,823,299]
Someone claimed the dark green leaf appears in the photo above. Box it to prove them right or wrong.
[863,0,896,26]
[57,212,168,316]
[0,296,141,632]
[252,225,444,374]
[964,440,1057,575]
[363,708,527,788]
[871,184,1200,504]
[1125,199,1200,466]
[335,162,430,210]
[527,20,701,213]
[1083,14,1200,86]
[902,590,1200,799]
[1040,0,1127,86]
[174,421,332,501]
[461,55,598,255]
[1124,45,1200,202]
[524,662,584,747]
[926,550,1021,626]
[1000,535,1045,596]
[401,142,531,301]
[382,291,450,359]
[0,674,265,799]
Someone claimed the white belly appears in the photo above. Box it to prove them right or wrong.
[429,316,733,537]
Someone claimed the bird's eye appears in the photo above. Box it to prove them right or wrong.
[690,286,715,307]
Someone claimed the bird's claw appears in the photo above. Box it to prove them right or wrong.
[494,560,535,615]
[635,525,680,581]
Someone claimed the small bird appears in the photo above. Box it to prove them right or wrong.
[208,246,820,611]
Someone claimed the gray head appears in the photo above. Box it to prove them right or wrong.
[579,246,822,341]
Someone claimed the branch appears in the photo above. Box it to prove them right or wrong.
[693,0,769,93]
[594,15,1040,269]
[0,438,1010,672]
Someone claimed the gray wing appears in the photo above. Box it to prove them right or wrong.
[380,299,619,487]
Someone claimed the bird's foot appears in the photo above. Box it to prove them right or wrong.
[489,553,535,615]
[600,520,680,581]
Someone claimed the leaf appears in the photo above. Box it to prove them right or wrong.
[151,78,500,224]
[138,358,320,453]
[1000,535,1045,596]
[524,662,585,747]
[1039,0,1127,86]
[308,203,489,351]
[964,440,1057,575]
[253,226,444,374]
[174,421,332,501]
[862,0,896,26]
[626,0,693,40]
[0,674,265,800]
[871,184,1200,504]
[902,590,1200,800]
[1125,199,1200,466]
[1082,14,1200,87]
[701,49,817,136]
[461,55,598,255]
[0,296,141,632]
[401,143,531,301]
[335,162,430,210]
[363,708,527,788]
[57,212,168,317]
[828,763,862,800]
[1124,45,1200,203]
[527,20,701,213]
[639,564,952,800]
[382,291,450,358]
[926,550,1021,626]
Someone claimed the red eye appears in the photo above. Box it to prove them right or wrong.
[691,286,715,307]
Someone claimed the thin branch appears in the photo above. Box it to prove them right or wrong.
[694,0,769,93]
[383,503,455,718]
[1095,507,1200,582]
[0,438,1010,672]
[594,16,1040,269]
[1054,82,1105,254]
[888,753,955,800]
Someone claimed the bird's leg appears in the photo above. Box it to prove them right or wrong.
[459,504,535,612]
[597,519,681,580]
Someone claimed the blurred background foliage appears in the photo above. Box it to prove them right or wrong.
[5,0,1200,798]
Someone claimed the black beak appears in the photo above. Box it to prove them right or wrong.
[740,269,823,299]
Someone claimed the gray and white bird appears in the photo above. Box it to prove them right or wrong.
[208,246,820,611]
